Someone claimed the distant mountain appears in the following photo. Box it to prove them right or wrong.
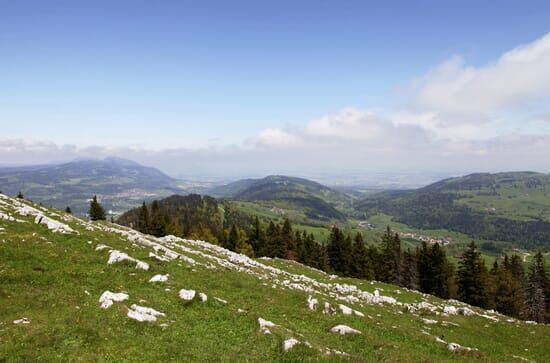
[356,172,550,250]
[209,175,351,221]
[0,157,187,215]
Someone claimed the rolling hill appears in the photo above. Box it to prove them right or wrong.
[0,157,187,216]
[1,193,548,362]
[356,172,550,250]
[209,175,351,222]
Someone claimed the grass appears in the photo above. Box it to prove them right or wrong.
[1,196,549,362]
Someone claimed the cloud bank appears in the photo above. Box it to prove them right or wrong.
[2,33,550,177]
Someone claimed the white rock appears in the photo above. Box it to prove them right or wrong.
[99,291,129,309]
[127,304,165,322]
[283,338,300,351]
[323,302,336,315]
[214,297,227,304]
[95,244,110,251]
[458,307,475,316]
[330,324,361,335]
[13,317,30,325]
[339,304,353,315]
[307,295,318,311]
[422,318,438,325]
[258,317,275,329]
[149,274,169,283]
[136,261,149,270]
[447,343,461,352]
[443,306,458,315]
[199,292,208,302]
[179,289,196,301]
[353,310,365,317]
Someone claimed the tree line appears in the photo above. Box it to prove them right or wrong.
[114,196,549,323]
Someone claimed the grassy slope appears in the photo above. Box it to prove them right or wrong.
[1,196,549,362]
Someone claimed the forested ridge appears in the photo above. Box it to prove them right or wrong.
[117,194,550,323]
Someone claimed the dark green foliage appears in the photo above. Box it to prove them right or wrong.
[16,191,24,199]
[137,202,150,234]
[65,206,72,214]
[89,195,106,221]
[401,248,417,290]
[350,233,374,280]
[457,241,489,308]
[525,252,549,323]
[378,227,401,285]
[417,242,454,299]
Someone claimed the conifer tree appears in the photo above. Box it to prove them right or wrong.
[350,233,372,279]
[137,202,150,234]
[326,226,345,273]
[525,252,548,322]
[227,224,239,251]
[150,200,168,237]
[379,226,401,284]
[89,195,106,221]
[430,243,453,299]
[16,191,24,199]
[457,241,489,308]
[65,206,72,214]
[401,248,417,290]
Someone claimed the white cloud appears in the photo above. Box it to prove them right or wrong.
[413,33,550,114]
[2,34,550,176]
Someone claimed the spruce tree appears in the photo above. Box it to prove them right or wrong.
[89,195,106,221]
[350,233,372,279]
[137,202,150,234]
[65,206,72,214]
[227,224,239,251]
[457,241,489,308]
[326,226,345,273]
[401,248,417,290]
[16,191,24,199]
[525,252,548,322]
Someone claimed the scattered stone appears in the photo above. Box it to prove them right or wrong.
[330,324,361,335]
[13,318,30,325]
[127,304,165,322]
[422,318,438,325]
[323,302,336,315]
[179,289,196,301]
[283,338,300,351]
[199,292,208,302]
[95,244,110,251]
[99,291,129,309]
[149,274,169,283]
[214,297,228,304]
[307,295,319,311]
[339,304,353,315]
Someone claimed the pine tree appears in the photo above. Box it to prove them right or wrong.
[150,200,168,237]
[457,241,489,308]
[65,206,72,214]
[137,202,150,234]
[89,195,106,221]
[16,191,24,199]
[525,252,548,322]
[401,248,417,290]
[226,224,239,251]
[430,243,453,299]
[350,233,372,279]
[248,216,264,255]
[379,227,401,284]
[326,226,345,273]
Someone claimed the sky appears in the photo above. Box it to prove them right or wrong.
[1,0,550,177]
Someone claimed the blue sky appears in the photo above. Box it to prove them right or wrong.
[1,1,550,175]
